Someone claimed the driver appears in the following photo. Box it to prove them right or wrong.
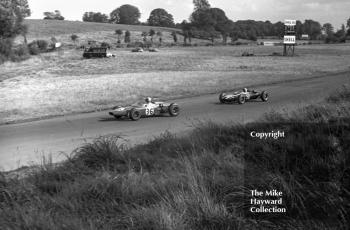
[243,88,248,93]
[145,97,157,108]
[145,97,154,104]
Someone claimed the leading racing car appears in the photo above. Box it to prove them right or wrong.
[219,88,269,104]
[109,97,180,121]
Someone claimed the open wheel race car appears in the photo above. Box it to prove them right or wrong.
[109,98,180,121]
[219,88,269,104]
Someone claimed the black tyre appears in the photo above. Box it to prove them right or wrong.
[260,91,269,102]
[129,109,141,121]
[168,103,180,117]
[114,115,122,119]
[238,95,246,104]
[219,93,226,103]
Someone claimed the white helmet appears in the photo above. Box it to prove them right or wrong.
[145,97,152,103]
[243,88,248,93]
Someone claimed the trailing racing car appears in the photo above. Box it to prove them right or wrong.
[109,97,180,121]
[219,88,269,104]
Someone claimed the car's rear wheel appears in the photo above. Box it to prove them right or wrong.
[129,109,141,121]
[169,103,180,116]
[238,95,246,104]
[219,93,226,103]
[260,91,269,102]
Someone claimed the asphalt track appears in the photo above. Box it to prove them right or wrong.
[0,72,349,171]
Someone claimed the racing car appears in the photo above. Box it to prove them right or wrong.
[219,88,269,104]
[109,97,180,121]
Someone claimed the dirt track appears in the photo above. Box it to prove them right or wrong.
[0,72,349,171]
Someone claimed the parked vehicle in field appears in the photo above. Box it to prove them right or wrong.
[83,47,115,58]
[219,88,269,104]
[83,47,107,58]
[109,98,180,121]
[132,47,144,52]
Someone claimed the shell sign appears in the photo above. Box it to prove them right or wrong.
[283,36,296,44]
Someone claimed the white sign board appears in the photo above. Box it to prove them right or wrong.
[284,36,296,44]
[284,20,296,26]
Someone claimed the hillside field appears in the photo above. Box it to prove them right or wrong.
[18,19,191,46]
[19,19,253,47]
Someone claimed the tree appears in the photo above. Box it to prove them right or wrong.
[149,29,156,43]
[193,0,211,10]
[83,12,108,23]
[181,20,193,44]
[171,31,178,43]
[71,34,78,44]
[0,0,30,60]
[303,20,322,40]
[323,23,334,37]
[190,7,232,42]
[115,29,123,43]
[147,8,175,27]
[124,30,131,43]
[141,31,148,42]
[341,24,346,34]
[296,20,304,39]
[110,5,140,25]
[347,18,350,35]
[156,31,163,44]
[44,10,64,20]
[334,24,346,42]
[273,21,285,38]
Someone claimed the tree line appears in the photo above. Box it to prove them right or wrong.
[180,0,349,43]
[82,5,175,28]
[79,0,350,43]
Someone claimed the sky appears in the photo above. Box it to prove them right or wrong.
[27,0,350,29]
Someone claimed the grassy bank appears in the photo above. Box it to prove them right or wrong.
[20,19,180,44]
[1,86,349,229]
[1,44,350,124]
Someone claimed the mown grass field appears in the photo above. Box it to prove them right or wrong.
[1,43,350,124]
[1,85,349,229]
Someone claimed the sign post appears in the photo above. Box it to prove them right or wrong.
[283,19,296,56]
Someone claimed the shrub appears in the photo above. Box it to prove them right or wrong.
[0,39,30,64]
[0,38,13,58]
[10,45,30,62]
[28,42,40,55]
[71,34,78,42]
[28,40,48,55]
[36,40,48,51]
[124,30,131,43]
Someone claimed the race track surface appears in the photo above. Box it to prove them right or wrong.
[0,72,349,171]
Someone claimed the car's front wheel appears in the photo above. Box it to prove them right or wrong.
[129,109,141,121]
[238,95,246,104]
[169,103,180,116]
[219,93,226,103]
[260,91,269,102]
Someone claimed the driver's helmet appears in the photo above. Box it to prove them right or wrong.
[145,97,152,103]
[243,88,248,93]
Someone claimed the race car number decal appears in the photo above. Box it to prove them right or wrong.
[146,108,155,116]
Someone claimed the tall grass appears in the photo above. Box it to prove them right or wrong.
[1,86,349,229]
